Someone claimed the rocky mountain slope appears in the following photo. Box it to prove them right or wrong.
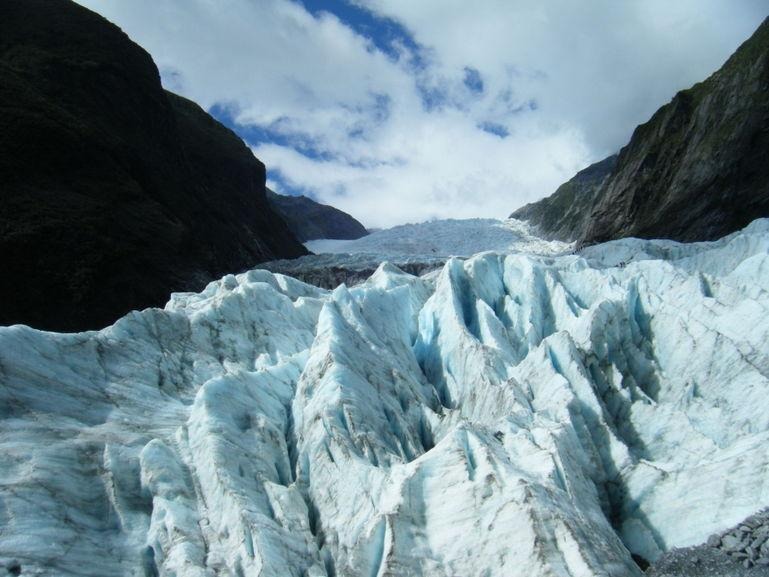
[2,218,769,576]
[510,155,617,241]
[0,0,307,333]
[513,17,769,245]
[267,189,368,242]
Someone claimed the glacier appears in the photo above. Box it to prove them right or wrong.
[265,218,569,291]
[305,218,570,257]
[2,220,769,576]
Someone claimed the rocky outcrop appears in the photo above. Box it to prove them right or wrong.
[512,17,769,245]
[510,155,617,241]
[582,17,769,244]
[266,189,369,241]
[0,0,307,332]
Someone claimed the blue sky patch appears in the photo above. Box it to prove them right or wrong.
[209,103,333,162]
[478,122,509,138]
[298,0,419,62]
[266,168,319,199]
[463,67,484,94]
[416,83,450,111]
[209,103,329,197]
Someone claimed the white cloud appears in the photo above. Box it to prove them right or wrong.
[77,0,768,228]
[356,0,769,154]
[253,110,588,227]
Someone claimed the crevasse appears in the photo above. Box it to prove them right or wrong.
[2,220,769,576]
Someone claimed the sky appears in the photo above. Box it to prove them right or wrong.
[77,0,768,229]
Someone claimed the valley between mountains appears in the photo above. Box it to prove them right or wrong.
[3,2,769,576]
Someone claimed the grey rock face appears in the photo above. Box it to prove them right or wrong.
[0,0,307,332]
[582,16,769,245]
[510,154,617,241]
[512,17,769,246]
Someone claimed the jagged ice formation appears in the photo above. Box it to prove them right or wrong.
[2,221,769,576]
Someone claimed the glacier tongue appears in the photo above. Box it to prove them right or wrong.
[3,222,769,576]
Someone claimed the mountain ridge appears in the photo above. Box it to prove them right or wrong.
[266,189,369,242]
[511,16,769,244]
[510,154,617,241]
[0,0,307,332]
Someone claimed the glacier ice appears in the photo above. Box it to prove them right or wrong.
[305,217,570,257]
[2,221,769,576]
[269,218,569,292]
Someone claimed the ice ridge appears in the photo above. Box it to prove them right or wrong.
[2,221,769,576]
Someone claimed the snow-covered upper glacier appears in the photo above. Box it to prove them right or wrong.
[2,220,769,576]
[305,218,570,257]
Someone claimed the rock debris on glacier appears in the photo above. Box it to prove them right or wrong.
[646,508,769,576]
[2,220,769,576]
[265,218,569,291]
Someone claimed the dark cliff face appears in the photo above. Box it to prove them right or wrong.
[266,189,369,242]
[513,17,769,245]
[510,155,617,241]
[582,16,769,244]
[0,0,307,332]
